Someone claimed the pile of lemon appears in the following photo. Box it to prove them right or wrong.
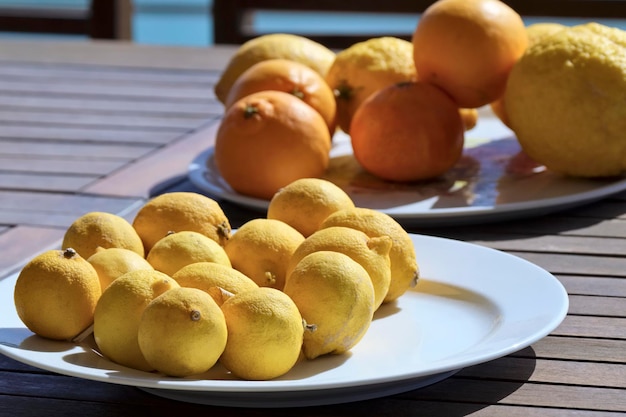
[13,178,419,380]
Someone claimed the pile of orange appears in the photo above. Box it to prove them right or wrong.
[212,0,529,195]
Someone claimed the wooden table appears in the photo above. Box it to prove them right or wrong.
[0,39,624,417]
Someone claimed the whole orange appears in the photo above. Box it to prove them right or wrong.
[214,90,331,200]
[412,0,527,108]
[350,81,464,182]
[224,58,337,135]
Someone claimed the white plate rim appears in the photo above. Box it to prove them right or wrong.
[0,233,568,401]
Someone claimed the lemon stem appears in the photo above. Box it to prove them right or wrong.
[243,105,259,119]
[63,248,78,259]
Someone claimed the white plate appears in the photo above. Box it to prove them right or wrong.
[0,234,568,407]
[188,117,626,226]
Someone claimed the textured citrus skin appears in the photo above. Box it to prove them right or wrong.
[505,25,626,177]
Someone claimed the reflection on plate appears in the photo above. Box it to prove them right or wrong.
[0,234,568,408]
[188,117,626,226]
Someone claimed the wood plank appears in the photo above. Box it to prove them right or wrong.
[0,156,126,176]
[519,336,626,363]
[568,294,626,317]
[553,315,626,339]
[403,378,626,411]
[459,357,626,388]
[0,139,153,159]
[0,125,188,145]
[0,40,237,71]
[85,120,220,197]
[0,225,63,277]
[0,110,209,130]
[0,94,221,116]
[0,191,144,228]
[558,275,626,298]
[0,172,96,192]
[0,79,215,101]
[508,251,626,277]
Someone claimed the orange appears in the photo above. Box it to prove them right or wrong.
[412,0,527,108]
[214,90,331,200]
[224,58,337,135]
[350,81,464,182]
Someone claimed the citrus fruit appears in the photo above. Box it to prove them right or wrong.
[138,287,228,377]
[491,22,567,127]
[219,287,305,380]
[146,230,231,277]
[283,250,375,360]
[14,248,101,341]
[214,33,335,103]
[224,58,337,135]
[350,81,464,182]
[93,269,179,371]
[320,207,419,303]
[224,218,304,290]
[287,226,391,310]
[132,192,231,253]
[412,0,528,108]
[171,261,258,305]
[214,90,331,200]
[87,247,153,291]
[325,36,417,133]
[504,25,626,177]
[62,211,144,259]
[267,177,355,237]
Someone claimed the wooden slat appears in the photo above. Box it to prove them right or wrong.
[85,120,220,197]
[0,156,125,176]
[0,225,63,277]
[0,139,153,159]
[554,315,626,339]
[508,251,626,277]
[568,295,626,317]
[559,275,626,298]
[0,172,96,192]
[521,336,626,363]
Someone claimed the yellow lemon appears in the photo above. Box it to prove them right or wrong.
[325,37,417,133]
[87,247,154,291]
[224,218,304,290]
[320,207,419,302]
[286,226,391,310]
[491,22,567,127]
[267,177,355,237]
[171,262,259,305]
[214,33,336,104]
[14,248,101,341]
[138,287,228,377]
[283,250,375,360]
[146,230,231,277]
[132,192,231,253]
[93,269,179,371]
[62,211,144,259]
[504,25,626,177]
[219,287,304,380]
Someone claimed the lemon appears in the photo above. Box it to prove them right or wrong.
[320,207,419,303]
[214,33,336,104]
[62,211,144,259]
[504,24,626,177]
[138,287,227,377]
[286,226,391,310]
[491,22,567,127]
[14,248,101,341]
[87,247,154,291]
[93,269,179,371]
[132,192,231,253]
[325,37,416,133]
[224,218,304,290]
[146,230,231,277]
[267,178,355,237]
[283,250,375,360]
[219,287,304,380]
[171,262,258,305]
